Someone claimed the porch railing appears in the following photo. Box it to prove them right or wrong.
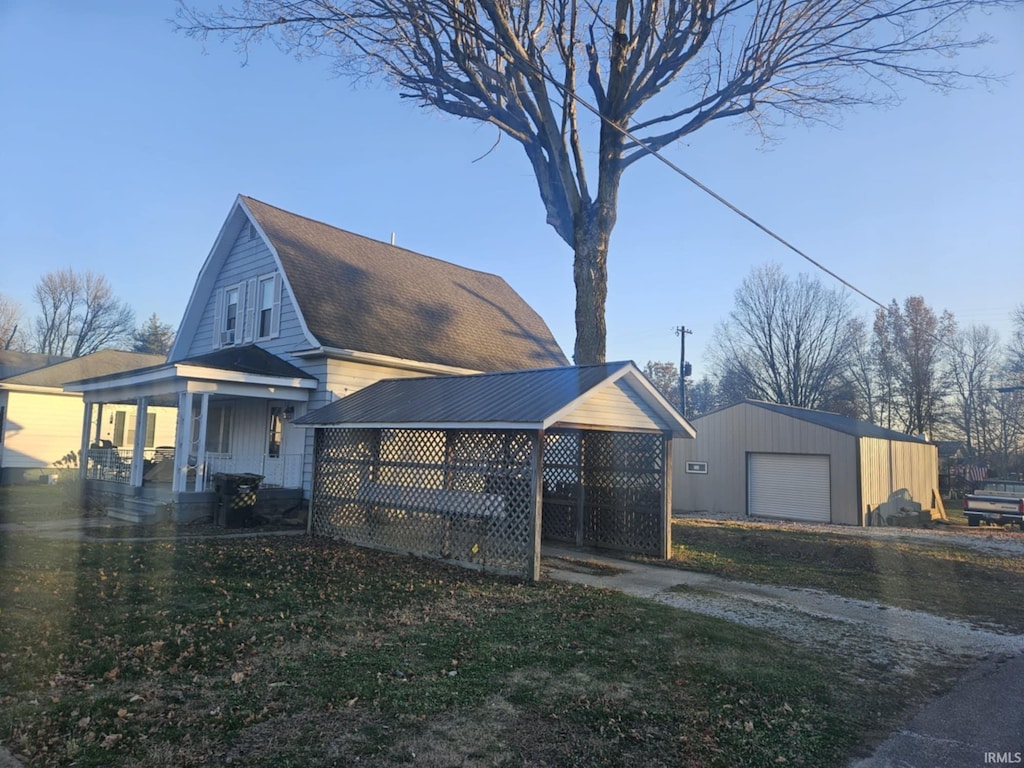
[86,447,304,490]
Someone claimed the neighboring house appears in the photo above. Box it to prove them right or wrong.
[0,350,169,484]
[671,400,939,526]
[66,195,569,522]
[0,350,68,380]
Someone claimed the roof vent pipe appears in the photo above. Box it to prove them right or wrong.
[390,232,396,246]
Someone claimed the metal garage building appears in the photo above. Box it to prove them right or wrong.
[671,400,938,526]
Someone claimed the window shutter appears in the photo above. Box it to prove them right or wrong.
[270,274,282,338]
[244,278,257,343]
[212,289,224,349]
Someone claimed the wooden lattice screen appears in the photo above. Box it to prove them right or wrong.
[312,427,537,578]
[542,430,665,556]
[311,426,667,579]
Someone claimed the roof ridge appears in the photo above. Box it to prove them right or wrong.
[378,360,632,385]
[240,195,511,283]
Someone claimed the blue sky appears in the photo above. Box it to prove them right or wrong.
[1,2,1022,376]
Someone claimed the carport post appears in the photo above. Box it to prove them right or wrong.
[528,430,544,581]
[661,436,673,559]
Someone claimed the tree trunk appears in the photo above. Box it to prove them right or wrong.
[572,207,613,364]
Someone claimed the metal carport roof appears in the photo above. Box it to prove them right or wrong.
[294,361,695,438]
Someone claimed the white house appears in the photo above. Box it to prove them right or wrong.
[67,195,568,521]
[0,350,170,484]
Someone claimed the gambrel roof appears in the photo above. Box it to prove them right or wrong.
[296,361,696,438]
[173,196,568,372]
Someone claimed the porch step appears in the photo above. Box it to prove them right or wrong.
[105,497,165,525]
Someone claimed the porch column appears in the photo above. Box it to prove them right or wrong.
[173,392,191,494]
[93,404,104,445]
[79,402,93,481]
[129,397,149,487]
[193,393,210,492]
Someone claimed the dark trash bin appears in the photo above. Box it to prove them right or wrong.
[213,472,263,527]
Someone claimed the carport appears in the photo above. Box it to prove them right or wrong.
[295,362,694,580]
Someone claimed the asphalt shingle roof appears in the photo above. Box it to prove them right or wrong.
[242,196,569,372]
[1,350,167,389]
[0,351,68,381]
[178,345,315,380]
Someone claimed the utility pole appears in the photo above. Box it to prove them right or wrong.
[674,326,692,417]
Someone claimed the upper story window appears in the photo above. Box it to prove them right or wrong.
[213,273,280,349]
[258,275,276,339]
[223,286,240,345]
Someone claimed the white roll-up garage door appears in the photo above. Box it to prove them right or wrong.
[748,453,831,522]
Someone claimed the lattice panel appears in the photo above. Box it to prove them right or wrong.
[312,428,536,578]
[575,431,665,556]
[541,431,580,543]
[540,430,666,557]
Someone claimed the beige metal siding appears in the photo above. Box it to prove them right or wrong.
[671,402,860,525]
[859,436,939,516]
[559,380,661,431]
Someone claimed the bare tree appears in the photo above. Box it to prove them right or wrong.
[1008,304,1024,377]
[945,323,1001,455]
[842,318,878,422]
[132,313,177,357]
[176,0,1016,363]
[708,264,855,409]
[33,269,136,357]
[872,296,954,437]
[0,293,25,351]
[642,360,681,410]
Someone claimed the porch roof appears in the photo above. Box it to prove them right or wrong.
[294,361,696,438]
[64,344,317,404]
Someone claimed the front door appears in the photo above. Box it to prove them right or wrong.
[262,405,286,487]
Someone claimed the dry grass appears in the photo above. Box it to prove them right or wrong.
[0,530,960,768]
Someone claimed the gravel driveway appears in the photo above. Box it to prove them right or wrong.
[544,520,1024,676]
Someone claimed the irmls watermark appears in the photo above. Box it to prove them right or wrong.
[984,753,1023,765]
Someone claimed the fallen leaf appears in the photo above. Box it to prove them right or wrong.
[231,672,245,684]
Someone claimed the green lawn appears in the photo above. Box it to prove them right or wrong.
[670,518,1024,631]
[0,481,87,524]
[0,531,961,768]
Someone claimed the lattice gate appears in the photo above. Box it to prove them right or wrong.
[311,426,668,579]
[312,428,537,578]
[542,430,666,557]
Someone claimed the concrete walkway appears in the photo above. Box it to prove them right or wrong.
[542,547,1024,768]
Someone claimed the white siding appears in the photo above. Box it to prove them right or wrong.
[560,380,661,431]
[183,225,307,366]
[1,391,84,470]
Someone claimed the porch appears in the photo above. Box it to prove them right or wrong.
[65,346,318,523]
